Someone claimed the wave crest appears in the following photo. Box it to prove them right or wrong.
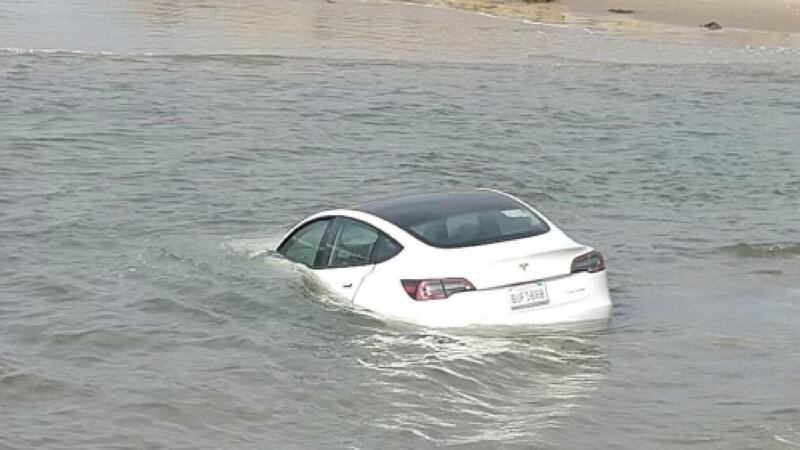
[720,243,800,258]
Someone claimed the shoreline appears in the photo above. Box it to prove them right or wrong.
[395,0,800,44]
[566,0,800,34]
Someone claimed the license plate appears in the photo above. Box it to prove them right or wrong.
[508,282,549,311]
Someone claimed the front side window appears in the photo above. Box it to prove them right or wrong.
[277,219,330,267]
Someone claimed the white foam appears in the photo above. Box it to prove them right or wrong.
[224,236,281,258]
[0,47,122,55]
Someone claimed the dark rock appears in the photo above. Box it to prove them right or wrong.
[608,8,637,14]
[702,21,722,30]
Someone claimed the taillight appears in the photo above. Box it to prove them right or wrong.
[571,251,605,273]
[401,278,476,301]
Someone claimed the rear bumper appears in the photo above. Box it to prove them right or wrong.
[401,271,612,328]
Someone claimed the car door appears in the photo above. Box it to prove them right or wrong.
[314,217,381,301]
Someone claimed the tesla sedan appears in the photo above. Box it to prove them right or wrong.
[276,189,611,327]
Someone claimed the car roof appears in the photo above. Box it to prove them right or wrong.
[355,190,525,228]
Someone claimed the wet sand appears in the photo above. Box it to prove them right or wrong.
[566,0,800,33]
[399,0,800,44]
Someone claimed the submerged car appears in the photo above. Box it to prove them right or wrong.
[276,189,611,327]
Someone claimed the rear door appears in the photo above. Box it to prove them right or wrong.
[314,217,381,300]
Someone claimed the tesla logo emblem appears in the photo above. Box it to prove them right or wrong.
[519,263,529,272]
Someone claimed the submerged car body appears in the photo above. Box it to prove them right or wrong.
[276,189,611,327]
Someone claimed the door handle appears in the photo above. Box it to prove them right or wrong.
[343,283,353,288]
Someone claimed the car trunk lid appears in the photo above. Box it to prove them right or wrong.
[430,235,590,289]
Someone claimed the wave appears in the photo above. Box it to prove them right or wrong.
[353,328,608,445]
[0,47,291,60]
[0,47,125,56]
[719,242,800,258]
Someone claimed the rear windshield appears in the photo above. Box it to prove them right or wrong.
[406,206,550,248]
[358,191,551,248]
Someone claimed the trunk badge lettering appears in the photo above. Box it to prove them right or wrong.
[519,263,529,272]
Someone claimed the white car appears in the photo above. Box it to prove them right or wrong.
[276,189,611,328]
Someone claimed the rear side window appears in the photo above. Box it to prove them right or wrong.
[409,207,548,248]
[277,219,330,268]
[372,234,402,264]
[328,219,380,268]
[319,218,403,269]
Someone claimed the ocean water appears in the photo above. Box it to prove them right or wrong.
[1,0,799,448]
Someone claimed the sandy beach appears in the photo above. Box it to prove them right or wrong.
[400,0,800,41]
[567,0,800,33]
